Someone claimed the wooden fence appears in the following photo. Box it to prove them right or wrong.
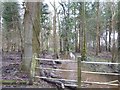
[31,54,120,88]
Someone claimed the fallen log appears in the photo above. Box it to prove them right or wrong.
[38,77,77,90]
[41,77,65,89]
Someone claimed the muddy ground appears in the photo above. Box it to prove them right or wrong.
[1,51,119,89]
[1,52,57,88]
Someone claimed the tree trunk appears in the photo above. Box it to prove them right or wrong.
[105,24,108,51]
[78,24,81,53]
[57,13,62,53]
[93,41,95,49]
[22,2,39,84]
[53,1,58,58]
[53,12,57,58]
[111,4,116,63]
[96,1,101,55]
[108,2,112,52]
[59,38,62,53]
[75,22,78,53]
[41,28,43,52]
[32,2,41,55]
[74,4,78,53]
[81,2,86,61]
[108,20,112,52]
[0,21,1,48]
[117,1,120,76]
[78,2,83,53]
[64,0,70,59]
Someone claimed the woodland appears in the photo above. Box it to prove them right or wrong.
[0,0,120,89]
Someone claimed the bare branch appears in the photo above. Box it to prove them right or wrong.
[59,2,66,15]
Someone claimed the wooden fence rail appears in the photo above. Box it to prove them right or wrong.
[34,76,119,86]
[32,56,120,88]
[36,67,120,76]
[35,58,120,65]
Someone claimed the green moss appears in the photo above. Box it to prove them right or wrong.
[0,80,28,85]
[20,62,26,71]
[30,53,37,82]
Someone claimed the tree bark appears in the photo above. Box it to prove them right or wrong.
[22,2,40,84]
[52,1,58,58]
[81,2,86,61]
[78,24,81,53]
[108,20,112,52]
[74,3,78,53]
[108,2,112,52]
[111,4,116,63]
[105,24,108,51]
[75,22,78,52]
[117,1,120,78]
[96,1,101,55]
[32,2,41,55]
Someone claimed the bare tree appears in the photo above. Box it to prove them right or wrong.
[96,1,101,55]
[21,2,41,84]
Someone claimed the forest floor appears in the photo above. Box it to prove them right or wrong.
[1,51,119,89]
[1,52,56,88]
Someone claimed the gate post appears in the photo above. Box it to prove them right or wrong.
[30,53,37,84]
[77,56,81,88]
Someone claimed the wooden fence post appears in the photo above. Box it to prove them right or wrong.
[77,56,81,88]
[30,53,37,84]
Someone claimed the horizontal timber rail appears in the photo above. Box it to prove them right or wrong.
[65,80,119,87]
[35,76,77,82]
[82,61,120,65]
[35,58,76,63]
[81,71,120,76]
[36,67,76,72]
[35,58,120,65]
[36,67,120,76]
[82,81,119,86]
[35,76,119,86]
[33,56,120,88]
